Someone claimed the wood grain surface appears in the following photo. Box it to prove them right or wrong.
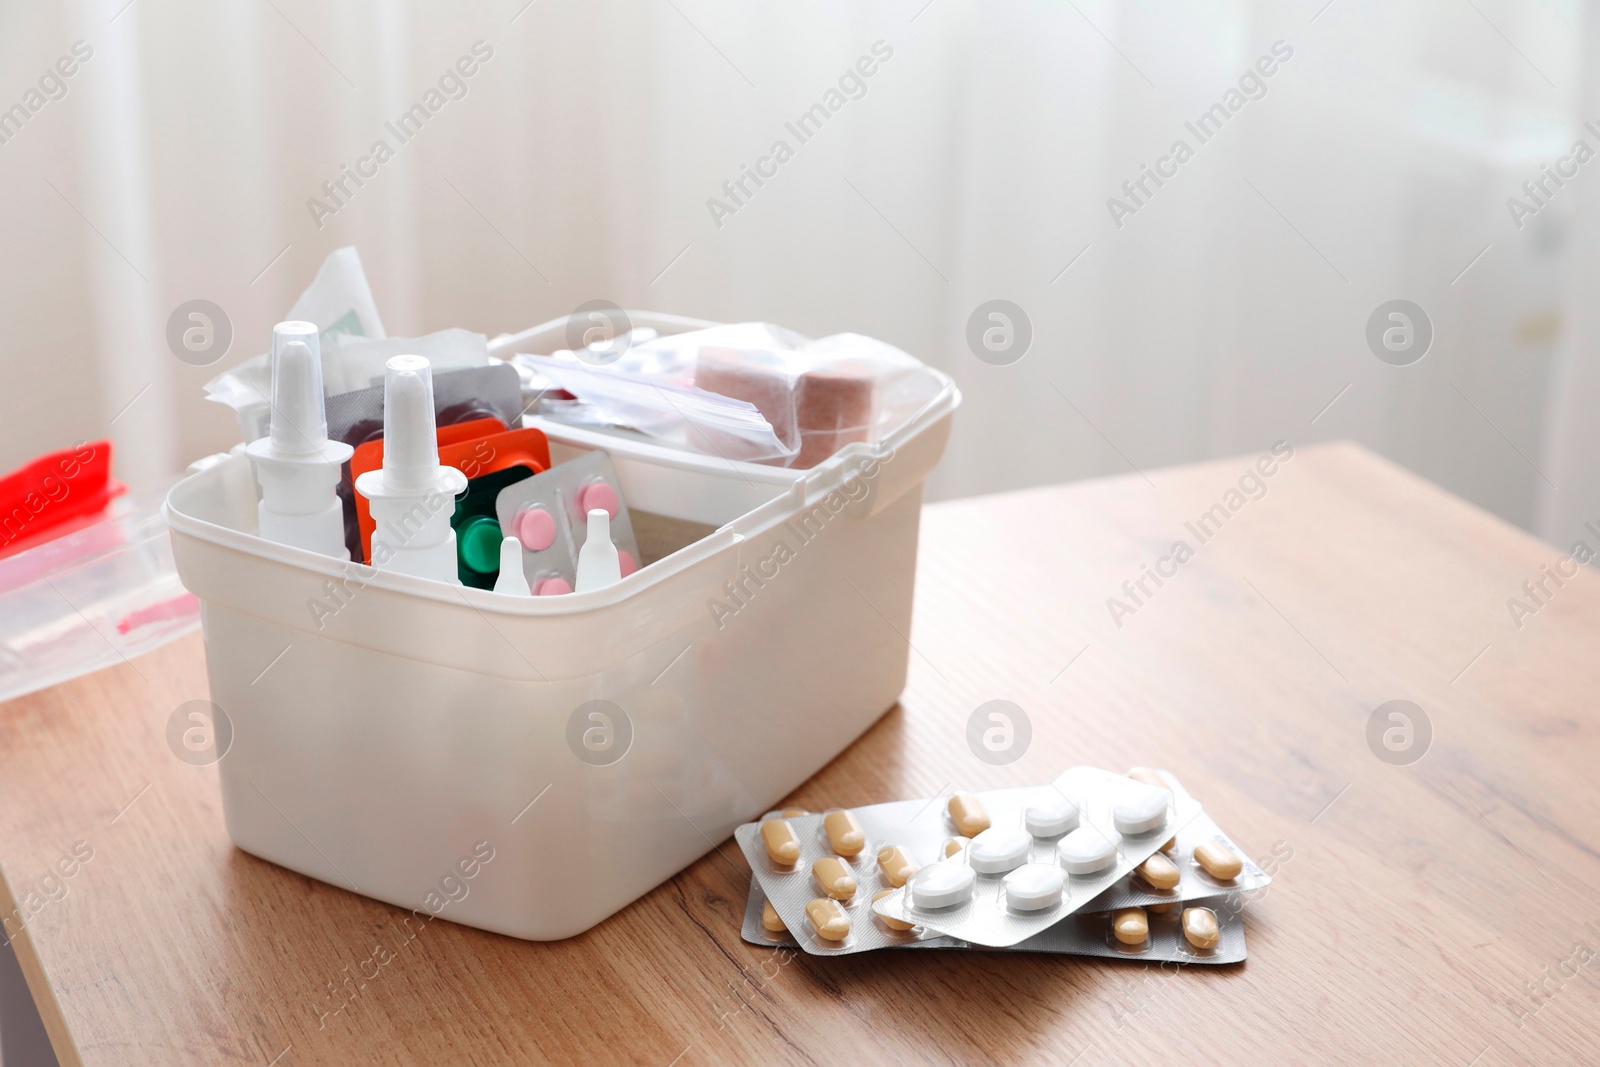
[3,441,1599,1066]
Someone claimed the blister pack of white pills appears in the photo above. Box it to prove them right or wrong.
[1083,768,1273,912]
[732,788,1052,956]
[870,766,1202,948]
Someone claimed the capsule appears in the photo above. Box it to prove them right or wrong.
[1112,907,1149,945]
[1160,836,1177,853]
[806,898,850,941]
[872,889,915,931]
[943,836,970,859]
[779,807,810,818]
[1182,907,1220,950]
[1194,839,1243,881]
[760,899,787,933]
[759,818,800,865]
[823,809,867,856]
[1148,901,1179,915]
[876,845,919,887]
[812,856,857,900]
[1136,851,1181,890]
[948,792,991,837]
[1127,767,1170,792]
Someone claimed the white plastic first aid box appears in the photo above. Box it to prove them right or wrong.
[164,313,960,940]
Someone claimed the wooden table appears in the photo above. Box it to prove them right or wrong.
[3,442,1597,1066]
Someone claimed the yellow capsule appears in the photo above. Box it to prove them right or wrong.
[779,807,809,818]
[806,897,850,941]
[872,889,916,931]
[812,856,857,900]
[1194,839,1243,881]
[823,809,867,856]
[1148,901,1179,915]
[948,792,991,837]
[1182,907,1220,950]
[760,899,786,933]
[1160,836,1177,853]
[1136,851,1181,890]
[1127,767,1170,792]
[943,836,970,858]
[1112,907,1149,945]
[759,818,800,865]
[876,845,919,888]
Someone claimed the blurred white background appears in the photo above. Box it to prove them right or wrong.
[2,0,1599,548]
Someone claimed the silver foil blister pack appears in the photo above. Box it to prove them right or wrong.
[870,766,1202,948]
[733,790,1045,955]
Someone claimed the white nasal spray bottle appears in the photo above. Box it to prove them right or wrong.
[353,355,467,583]
[574,509,622,592]
[493,536,531,595]
[245,321,354,558]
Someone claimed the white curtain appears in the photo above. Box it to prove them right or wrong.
[0,0,1591,533]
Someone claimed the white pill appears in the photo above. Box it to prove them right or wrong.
[968,827,1032,874]
[1058,826,1119,875]
[1004,863,1066,911]
[1112,783,1169,835]
[1024,796,1080,838]
[910,861,977,909]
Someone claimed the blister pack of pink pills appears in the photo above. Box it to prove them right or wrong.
[493,450,640,596]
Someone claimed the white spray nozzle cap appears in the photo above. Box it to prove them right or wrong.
[380,355,441,493]
[493,536,531,596]
[268,321,328,455]
[575,508,622,592]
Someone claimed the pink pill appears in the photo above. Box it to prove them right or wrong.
[619,551,637,577]
[578,481,619,519]
[515,506,556,551]
[534,577,572,596]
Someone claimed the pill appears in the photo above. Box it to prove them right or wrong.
[876,845,919,887]
[1112,907,1149,945]
[968,827,1032,874]
[1113,783,1169,835]
[1127,767,1170,792]
[872,889,916,931]
[805,898,850,941]
[1004,863,1066,911]
[1135,851,1181,890]
[1059,826,1118,875]
[909,861,977,909]
[514,506,556,551]
[1160,836,1177,853]
[579,481,620,519]
[760,899,787,933]
[1182,906,1220,950]
[947,792,991,837]
[823,809,867,856]
[779,807,809,818]
[1194,839,1243,881]
[1148,901,1179,915]
[618,550,638,577]
[943,836,970,858]
[534,576,572,596]
[812,856,857,900]
[1024,795,1080,838]
[759,819,800,865]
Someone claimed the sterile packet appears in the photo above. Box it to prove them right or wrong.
[493,450,640,596]
[1082,769,1273,912]
[203,247,388,441]
[870,766,1203,949]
